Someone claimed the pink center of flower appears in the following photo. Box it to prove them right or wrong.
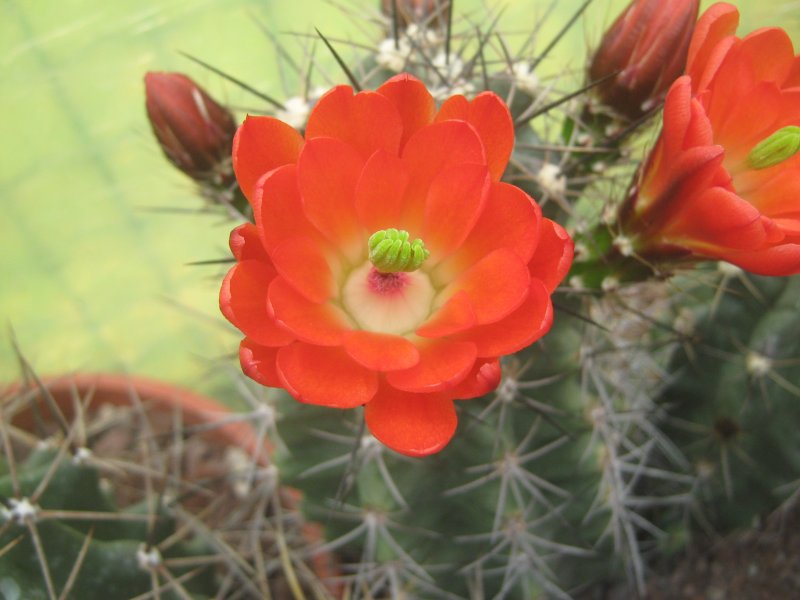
[367,268,409,295]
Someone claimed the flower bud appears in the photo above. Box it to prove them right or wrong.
[588,0,699,120]
[380,0,450,29]
[144,72,237,184]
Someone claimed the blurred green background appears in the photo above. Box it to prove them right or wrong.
[1,0,796,399]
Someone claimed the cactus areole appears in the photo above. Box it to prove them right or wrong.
[220,73,574,456]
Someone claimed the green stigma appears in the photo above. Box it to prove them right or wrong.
[747,126,800,170]
[368,228,430,273]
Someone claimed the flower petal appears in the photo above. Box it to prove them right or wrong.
[233,115,304,202]
[720,243,800,276]
[422,163,491,260]
[435,92,514,180]
[528,219,574,293]
[365,387,456,456]
[270,236,335,303]
[305,86,403,158]
[376,73,436,148]
[387,339,477,393]
[686,3,739,89]
[400,120,486,232]
[297,138,365,257]
[440,248,530,325]
[220,262,294,347]
[449,359,502,400]
[267,276,351,346]
[240,340,282,388]
[416,291,476,338]
[276,343,378,408]
[343,331,421,371]
[456,280,553,357]
[229,223,268,262]
[354,149,410,233]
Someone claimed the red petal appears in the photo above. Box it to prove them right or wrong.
[528,219,574,293]
[233,116,303,203]
[229,223,268,262]
[254,165,323,252]
[422,163,491,260]
[267,277,351,346]
[240,340,282,388]
[686,3,739,88]
[276,343,378,408]
[436,92,514,181]
[354,149,410,232]
[376,74,436,149]
[365,387,456,456]
[343,331,421,371]
[438,182,541,276]
[441,248,530,325]
[297,138,365,255]
[400,121,486,232]
[305,86,402,158]
[416,291,476,338]
[270,236,335,303]
[449,359,502,400]
[220,262,295,347]
[720,243,800,276]
[456,280,553,357]
[386,339,477,393]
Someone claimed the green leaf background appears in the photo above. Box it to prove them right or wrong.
[1,0,795,401]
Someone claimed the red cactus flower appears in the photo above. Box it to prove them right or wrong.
[619,3,800,276]
[220,73,573,456]
[589,0,699,120]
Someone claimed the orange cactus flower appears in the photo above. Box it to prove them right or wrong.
[619,3,800,276]
[220,74,573,456]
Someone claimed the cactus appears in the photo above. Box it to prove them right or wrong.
[145,1,800,598]
[0,358,333,599]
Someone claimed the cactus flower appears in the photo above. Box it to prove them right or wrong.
[220,73,573,456]
[619,3,800,276]
[588,0,699,120]
[144,72,237,184]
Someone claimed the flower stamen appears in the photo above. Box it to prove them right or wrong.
[368,228,430,273]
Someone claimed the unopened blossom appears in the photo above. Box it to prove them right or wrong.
[589,0,700,120]
[619,3,800,275]
[220,74,573,456]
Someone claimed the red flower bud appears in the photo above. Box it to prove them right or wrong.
[588,0,699,120]
[144,72,237,184]
[380,0,450,29]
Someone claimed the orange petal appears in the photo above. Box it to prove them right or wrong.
[365,387,456,456]
[233,115,303,203]
[376,73,436,148]
[276,343,378,408]
[416,291,476,338]
[436,92,514,181]
[719,243,800,276]
[270,236,335,303]
[686,3,739,88]
[267,277,351,346]
[739,27,795,86]
[240,340,282,388]
[386,339,477,393]
[229,223,268,262]
[343,331,421,372]
[297,138,365,253]
[220,262,295,347]
[400,120,486,231]
[456,280,553,357]
[528,219,574,293]
[305,86,402,158]
[449,359,502,400]
[254,164,323,252]
[441,248,530,325]
[439,182,541,275]
[354,149,410,232]
[422,163,491,260]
